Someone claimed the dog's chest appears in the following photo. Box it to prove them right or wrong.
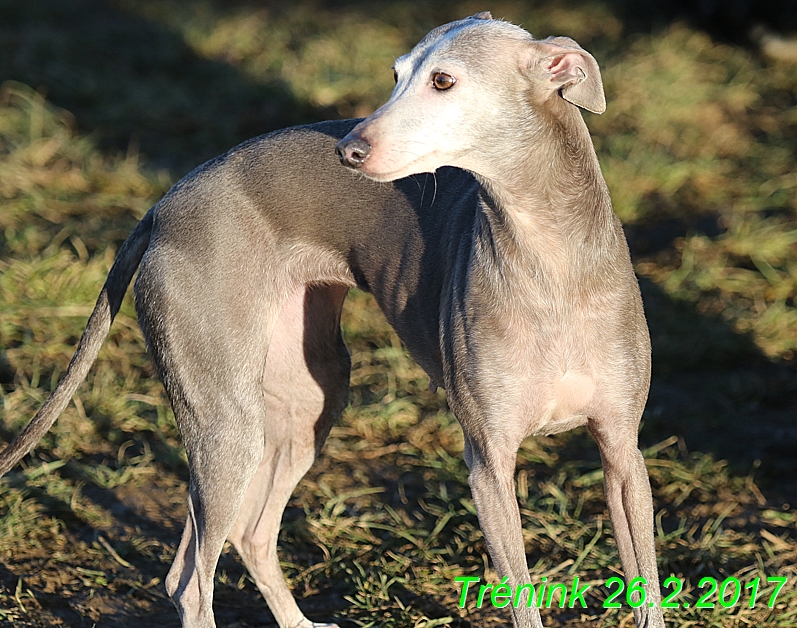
[489,331,598,434]
[461,289,627,437]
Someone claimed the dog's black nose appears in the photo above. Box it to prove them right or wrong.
[335,137,371,169]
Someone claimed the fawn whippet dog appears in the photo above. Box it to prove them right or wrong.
[0,12,665,628]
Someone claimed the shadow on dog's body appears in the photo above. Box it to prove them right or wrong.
[0,15,664,628]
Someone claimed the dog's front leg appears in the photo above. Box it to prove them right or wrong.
[589,421,666,628]
[462,434,545,628]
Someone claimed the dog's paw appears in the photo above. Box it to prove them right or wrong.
[294,621,339,628]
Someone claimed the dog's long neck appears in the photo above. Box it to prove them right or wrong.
[471,104,622,283]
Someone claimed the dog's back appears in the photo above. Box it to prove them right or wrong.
[138,119,480,383]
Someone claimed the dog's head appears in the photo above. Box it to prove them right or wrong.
[336,13,605,182]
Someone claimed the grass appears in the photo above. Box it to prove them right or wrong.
[0,1,796,626]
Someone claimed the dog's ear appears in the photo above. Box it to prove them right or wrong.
[468,11,492,20]
[527,36,606,114]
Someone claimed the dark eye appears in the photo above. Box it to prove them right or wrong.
[393,69,398,84]
[432,72,456,90]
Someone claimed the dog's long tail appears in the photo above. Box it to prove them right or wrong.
[0,210,155,476]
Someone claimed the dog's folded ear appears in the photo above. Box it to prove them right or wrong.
[527,36,606,114]
[468,11,493,20]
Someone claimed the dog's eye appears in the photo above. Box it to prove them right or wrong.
[393,69,398,84]
[432,72,456,90]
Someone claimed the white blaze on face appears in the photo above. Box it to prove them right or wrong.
[345,17,535,182]
[350,25,480,181]
[356,81,468,178]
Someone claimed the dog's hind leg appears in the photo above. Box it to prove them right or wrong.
[157,358,273,626]
[227,284,350,628]
[135,257,289,627]
[160,366,271,627]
